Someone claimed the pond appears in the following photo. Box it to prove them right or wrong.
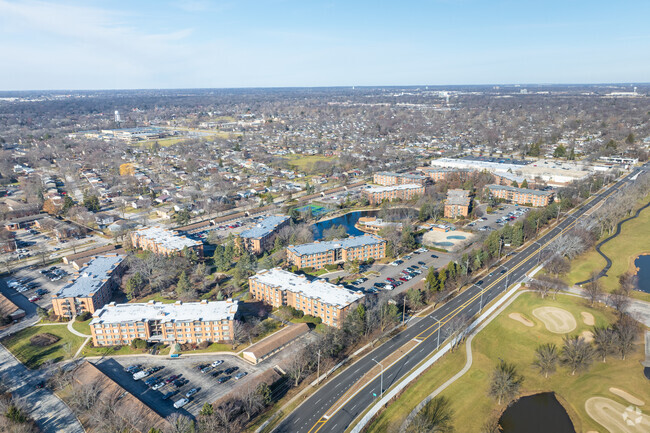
[447,235,466,240]
[634,255,650,293]
[499,393,575,433]
[311,208,417,240]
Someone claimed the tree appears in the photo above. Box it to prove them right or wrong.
[488,360,524,405]
[581,275,602,307]
[407,396,455,433]
[532,343,559,378]
[165,413,195,433]
[520,179,529,189]
[560,335,594,375]
[529,279,551,299]
[199,402,214,416]
[528,141,541,157]
[125,272,145,300]
[613,315,639,360]
[176,271,190,294]
[83,194,100,212]
[608,289,630,315]
[553,144,567,158]
[592,326,617,362]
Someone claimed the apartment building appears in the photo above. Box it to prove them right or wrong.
[419,167,474,182]
[52,254,125,318]
[444,189,472,218]
[363,184,425,204]
[249,268,364,328]
[286,234,386,270]
[373,172,427,186]
[486,184,554,207]
[130,226,203,257]
[89,299,239,347]
[236,215,290,255]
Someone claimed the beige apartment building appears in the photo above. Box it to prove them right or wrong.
[248,268,364,328]
[444,189,472,218]
[363,183,425,204]
[373,172,427,186]
[130,226,203,257]
[89,299,239,347]
[286,234,386,270]
[235,215,290,255]
[486,184,554,207]
[51,254,125,318]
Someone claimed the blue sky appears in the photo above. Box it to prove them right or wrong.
[0,0,649,90]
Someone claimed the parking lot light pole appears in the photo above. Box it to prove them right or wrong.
[371,358,383,398]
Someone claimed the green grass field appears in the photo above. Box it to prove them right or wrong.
[283,155,336,173]
[2,325,86,369]
[566,199,650,301]
[366,292,648,433]
[71,319,92,336]
[131,293,178,304]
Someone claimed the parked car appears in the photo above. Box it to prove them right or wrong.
[211,360,224,367]
[224,367,239,375]
[28,296,40,302]
[162,390,178,400]
[152,381,165,390]
[125,365,141,373]
[165,375,179,384]
[185,388,198,398]
[133,370,150,380]
[173,398,189,409]
[211,370,223,377]
[217,376,231,384]
[200,366,212,373]
[234,372,248,380]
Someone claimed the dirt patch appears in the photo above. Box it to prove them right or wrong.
[508,313,534,327]
[581,312,595,326]
[610,388,645,406]
[532,307,577,334]
[581,330,594,343]
[29,333,61,347]
[586,397,650,433]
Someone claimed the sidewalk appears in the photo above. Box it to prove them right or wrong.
[565,286,650,327]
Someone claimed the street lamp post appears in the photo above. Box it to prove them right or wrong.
[473,284,484,312]
[533,241,543,265]
[503,266,509,289]
[371,358,384,398]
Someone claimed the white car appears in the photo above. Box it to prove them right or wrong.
[185,388,198,398]
[133,370,150,380]
[173,398,189,409]
[211,360,224,367]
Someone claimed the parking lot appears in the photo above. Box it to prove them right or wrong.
[94,353,264,417]
[466,203,529,232]
[4,264,70,310]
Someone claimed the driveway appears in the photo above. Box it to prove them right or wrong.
[0,344,84,433]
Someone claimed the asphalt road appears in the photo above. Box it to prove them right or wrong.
[274,165,646,433]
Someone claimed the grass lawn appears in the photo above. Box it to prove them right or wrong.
[178,342,237,354]
[290,315,322,325]
[1,325,86,369]
[283,155,336,172]
[367,292,648,433]
[71,319,92,336]
[81,344,150,357]
[566,198,650,302]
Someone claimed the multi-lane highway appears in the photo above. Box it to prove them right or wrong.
[274,165,646,433]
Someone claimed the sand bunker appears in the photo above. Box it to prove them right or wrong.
[581,330,594,343]
[610,388,645,406]
[532,307,577,334]
[509,313,534,327]
[582,312,595,326]
[586,397,650,433]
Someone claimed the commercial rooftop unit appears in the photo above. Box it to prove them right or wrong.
[236,215,290,255]
[52,254,125,318]
[287,234,387,269]
[249,268,364,328]
[130,226,203,257]
[90,299,240,346]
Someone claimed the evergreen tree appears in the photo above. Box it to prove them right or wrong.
[176,271,190,293]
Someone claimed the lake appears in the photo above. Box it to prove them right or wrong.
[311,208,417,240]
[634,255,650,293]
[499,393,575,433]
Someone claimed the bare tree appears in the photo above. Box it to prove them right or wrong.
[532,343,559,378]
[528,279,551,299]
[241,386,265,421]
[407,396,455,433]
[592,326,617,362]
[583,275,604,306]
[560,335,594,375]
[165,413,195,433]
[287,346,311,387]
[607,289,630,315]
[613,315,639,360]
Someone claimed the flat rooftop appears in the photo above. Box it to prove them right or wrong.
[55,254,124,299]
[365,183,423,193]
[486,184,553,196]
[239,215,290,239]
[133,226,202,251]
[250,268,364,308]
[287,234,385,256]
[90,300,239,325]
[376,172,426,180]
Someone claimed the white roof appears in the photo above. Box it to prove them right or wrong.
[250,268,364,309]
[134,226,201,251]
[90,300,239,325]
[365,183,423,193]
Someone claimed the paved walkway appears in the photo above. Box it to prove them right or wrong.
[576,200,650,285]
[67,318,91,338]
[0,343,84,433]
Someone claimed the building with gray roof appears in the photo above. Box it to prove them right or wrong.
[236,215,290,255]
[287,234,386,270]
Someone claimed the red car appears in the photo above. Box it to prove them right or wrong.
[165,375,179,384]
[399,277,407,282]
[28,296,40,302]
